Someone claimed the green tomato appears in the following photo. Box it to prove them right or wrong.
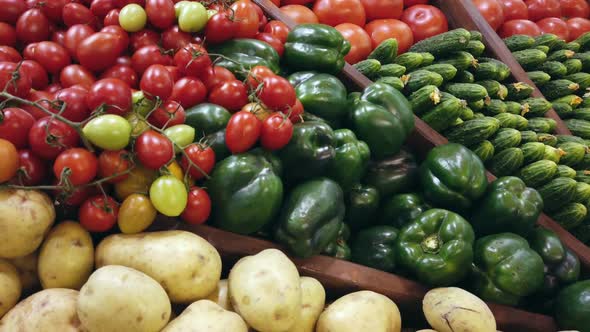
[178,2,208,33]
[119,4,147,32]
[207,9,218,19]
[132,90,155,117]
[174,0,191,18]
[164,124,195,153]
[125,112,150,137]
[149,175,188,217]
[83,114,132,150]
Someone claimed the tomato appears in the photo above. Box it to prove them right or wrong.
[255,33,285,57]
[400,4,448,42]
[170,77,206,108]
[140,64,174,100]
[561,0,590,18]
[282,0,313,4]
[241,102,271,122]
[0,46,20,64]
[53,148,98,185]
[62,3,97,27]
[119,3,147,32]
[104,8,120,26]
[404,0,428,6]
[114,165,158,200]
[129,29,159,51]
[52,30,67,46]
[181,187,211,225]
[313,0,365,26]
[131,45,171,76]
[180,143,215,180]
[131,90,154,116]
[87,78,133,115]
[208,80,249,112]
[473,0,505,31]
[101,25,130,51]
[364,19,414,53]
[79,195,119,232]
[282,98,304,123]
[19,90,52,119]
[45,83,62,94]
[178,2,208,33]
[526,0,561,22]
[498,19,541,37]
[30,41,71,74]
[82,114,132,150]
[146,0,175,29]
[257,75,296,111]
[499,0,529,20]
[0,23,16,46]
[162,25,192,50]
[232,0,259,38]
[537,17,570,41]
[0,107,35,149]
[205,12,236,44]
[63,24,95,60]
[254,3,268,30]
[148,100,186,128]
[60,64,96,89]
[260,113,293,151]
[263,21,290,44]
[163,124,194,151]
[11,149,46,185]
[16,8,50,43]
[54,87,90,122]
[135,130,174,169]
[149,175,187,216]
[28,117,80,160]
[77,32,125,72]
[278,5,316,25]
[118,193,157,233]
[247,65,276,88]
[201,66,236,90]
[0,0,27,24]
[0,139,18,183]
[174,43,212,77]
[360,0,403,21]
[98,150,131,183]
[335,23,372,64]
[21,60,48,90]
[21,43,36,60]
[101,65,138,88]
[91,0,116,17]
[567,17,590,40]
[0,61,32,98]
[225,111,261,153]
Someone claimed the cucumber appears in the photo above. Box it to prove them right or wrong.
[472,60,509,81]
[460,106,475,120]
[540,79,580,100]
[504,35,535,52]
[573,52,590,70]
[377,64,406,77]
[520,98,552,117]
[453,70,475,83]
[553,102,574,118]
[376,77,404,91]
[483,99,507,115]
[548,49,576,62]
[540,61,568,79]
[468,99,485,111]
[553,94,584,108]
[575,170,590,184]
[527,71,552,86]
[582,97,590,107]
[394,52,424,71]
[565,41,581,52]
[367,38,398,64]
[573,108,590,121]
[538,133,558,146]
[564,58,583,75]
[565,118,590,138]
[538,177,578,212]
[421,64,458,81]
[535,45,550,54]
[552,39,567,51]
[477,80,502,98]
[420,53,435,66]
[544,145,566,163]
[558,142,588,166]
[528,117,557,133]
[403,70,444,93]
[506,82,534,101]
[490,128,522,151]
[558,165,577,179]
[575,182,590,203]
[436,51,477,71]
[353,59,381,78]
[565,72,590,91]
[552,202,587,230]
[522,142,546,164]
[512,49,548,70]
[505,101,523,114]
[444,83,489,101]
[445,116,501,145]
[409,28,471,55]
[466,40,485,57]
[556,134,588,145]
[518,160,558,188]
[421,98,464,132]
[470,30,483,41]
[409,85,442,115]
[488,147,524,177]
[575,32,590,50]
[470,140,495,163]
[497,84,508,101]
[520,130,538,143]
[473,112,485,118]
[449,117,464,127]
[534,33,560,49]
[494,113,528,130]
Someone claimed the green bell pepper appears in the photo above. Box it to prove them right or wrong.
[351,226,399,272]
[274,177,345,258]
[363,149,418,197]
[419,143,487,211]
[329,129,370,192]
[279,121,336,183]
[380,193,431,228]
[288,72,348,123]
[470,176,543,237]
[471,233,545,306]
[184,103,231,139]
[284,24,350,74]
[209,38,280,77]
[396,208,475,286]
[555,280,590,332]
[207,152,283,235]
[205,130,229,162]
[322,223,351,260]
[344,184,380,231]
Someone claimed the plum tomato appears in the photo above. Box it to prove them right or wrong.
[312,0,366,27]
[225,110,262,153]
[91,0,116,18]
[173,43,212,77]
[54,87,91,122]
[0,22,16,46]
[263,20,290,44]
[0,46,21,62]
[0,0,27,25]
[82,114,132,151]
[561,0,590,19]
[118,193,157,233]
[231,0,259,38]
[135,130,174,169]
[19,90,53,120]
[257,75,297,111]
[29,41,71,75]
[62,2,98,27]
[100,64,138,88]
[104,8,120,26]
[161,25,192,50]
[60,64,96,89]
[0,138,18,183]
[86,78,133,115]
[201,66,236,90]
[131,45,172,75]
[28,117,80,160]
[260,113,293,151]
[0,62,31,98]
[205,11,236,44]
[64,24,96,60]
[335,23,372,64]
[364,19,414,53]
[180,187,211,225]
[208,79,249,112]
[77,32,125,72]
[180,143,215,180]
[145,0,175,29]
[148,100,186,129]
[16,8,50,43]
[98,149,132,183]
[170,77,207,108]
[53,148,98,185]
[567,17,590,40]
[21,59,49,90]
[400,4,448,42]
[0,107,35,149]
[149,175,187,217]
[129,29,159,51]
[79,195,119,232]
[280,5,319,24]
[499,19,541,37]
[140,64,174,100]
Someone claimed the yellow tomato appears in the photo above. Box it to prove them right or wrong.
[242,102,272,121]
[165,161,195,186]
[118,194,157,234]
[114,166,159,200]
[119,4,147,32]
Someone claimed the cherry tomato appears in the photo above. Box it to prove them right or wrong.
[100,64,138,88]
[101,25,130,52]
[200,66,236,90]
[54,87,90,122]
[98,149,131,183]
[146,0,175,29]
[205,12,236,44]
[498,19,541,37]
[178,2,208,33]
[208,80,249,112]
[567,17,590,40]
[53,148,98,185]
[87,78,133,115]
[242,102,272,121]
[335,23,372,64]
[91,0,116,17]
[561,0,590,18]
[135,130,174,169]
[162,25,192,50]
[280,4,319,24]
[149,175,187,216]
[263,20,290,44]
[140,64,174,100]
[400,4,448,42]
[537,17,570,41]
[0,22,16,46]
[499,0,529,20]
[0,61,32,98]
[79,195,119,232]
[104,8,120,26]
[170,77,206,108]
[16,8,50,43]
[119,3,147,32]
[260,113,293,151]
[0,46,21,62]
[77,32,125,72]
[404,0,428,6]
[28,117,80,160]
[113,165,156,200]
[83,114,132,151]
[232,0,260,38]
[21,60,48,90]
[129,29,159,51]
[62,3,97,27]
[174,43,212,77]
[60,64,96,89]
[313,0,365,26]
[180,144,215,180]
[473,0,505,31]
[0,0,27,24]
[45,83,62,94]
[282,0,313,4]
[118,193,157,233]
[131,45,172,76]
[19,90,53,119]
[255,32,285,57]
[282,98,304,123]
[0,107,35,149]
[360,0,403,21]
[11,149,46,185]
[30,41,71,74]
[148,100,186,129]
[364,19,414,53]
[225,111,261,153]
[181,187,211,225]
[526,0,561,22]
[257,75,296,111]
[246,65,276,88]
[0,139,18,183]
[52,30,67,46]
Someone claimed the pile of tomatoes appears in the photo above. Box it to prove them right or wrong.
[0,0,299,234]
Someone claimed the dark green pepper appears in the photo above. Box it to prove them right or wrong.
[363,149,418,197]
[209,38,280,77]
[351,226,398,272]
[555,280,590,332]
[322,223,351,260]
[288,72,348,122]
[184,103,231,138]
[396,209,475,286]
[344,184,380,231]
[329,129,370,192]
[284,24,350,74]
[207,152,283,235]
[419,143,487,211]
[471,233,545,306]
[380,193,431,228]
[470,176,543,237]
[205,130,230,162]
[274,178,345,258]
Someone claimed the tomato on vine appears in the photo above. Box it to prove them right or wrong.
[181,187,211,225]
[149,175,188,217]
[200,65,236,90]
[54,86,91,122]
[131,45,172,76]
[86,78,133,115]
[257,75,297,111]
[28,117,80,160]
[246,65,276,88]
[0,107,35,149]
[0,61,32,98]
[260,113,294,151]
[140,64,174,101]
[170,77,207,108]
[53,148,98,186]
[148,100,186,129]
[0,139,18,183]
[225,111,262,154]
[11,149,46,186]
[98,150,132,183]
[208,79,249,112]
[180,143,215,180]
[205,11,237,44]
[135,130,174,169]
[79,195,119,232]
[174,43,212,77]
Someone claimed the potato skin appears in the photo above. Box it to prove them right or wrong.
[95,230,222,303]
[287,277,325,332]
[77,265,171,332]
[162,300,248,332]
[0,259,21,318]
[8,252,39,294]
[0,288,81,331]
[316,290,402,332]
[38,221,94,290]
[422,287,496,332]
[205,279,233,311]
[229,249,301,332]
[0,189,55,258]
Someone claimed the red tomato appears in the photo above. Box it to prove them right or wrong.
[145,0,175,29]
[131,45,172,76]
[561,0,590,18]
[64,24,95,60]
[0,139,18,183]
[335,23,372,64]
[404,0,428,6]
[140,64,174,100]
[16,8,50,43]
[181,187,211,224]
[28,117,80,160]
[246,65,275,88]
[170,77,206,108]
[0,107,35,149]
[79,195,119,232]
[280,5,319,24]
[205,12,237,44]
[282,0,313,4]
[45,83,62,94]
[473,0,505,31]
[232,0,259,38]
[282,98,303,123]
[37,0,67,23]
[100,64,138,88]
[11,149,46,185]
[135,130,174,169]
[20,90,53,119]
[60,64,96,89]
[129,29,159,51]
[30,41,71,74]
[260,113,293,151]
[400,4,448,42]
[21,43,36,60]
[208,80,249,112]
[52,30,67,46]
[104,8,120,26]
[53,148,98,185]
[116,56,133,66]
[91,0,116,17]
[225,111,262,153]
[54,87,91,122]
[360,0,403,21]
[21,60,48,90]
[0,61,32,98]
[100,25,130,51]
[161,25,192,50]
[180,144,215,180]
[313,0,365,27]
[364,19,414,53]
[537,17,570,41]
[567,17,590,40]
[525,0,561,22]
[498,19,541,37]
[77,32,125,72]
[257,75,296,111]
[253,2,268,30]
[0,22,16,46]
[0,46,21,62]
[263,20,290,44]
[255,33,285,57]
[0,0,27,24]
[165,65,180,82]
[174,44,212,77]
[148,100,185,129]
[98,149,131,183]
[62,3,97,27]
[200,66,236,90]
[87,78,133,115]
[499,0,529,20]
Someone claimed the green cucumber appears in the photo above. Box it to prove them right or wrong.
[553,94,584,108]
[527,71,552,86]
[483,99,507,115]
[565,119,590,138]
[494,113,528,130]
[540,61,568,79]
[573,108,590,121]
[535,45,550,54]
[534,33,560,49]
[470,30,483,41]
[460,106,475,120]
[470,140,495,163]
[445,116,501,145]
[541,79,580,100]
[394,52,424,71]
[490,128,522,151]
[505,101,523,114]
[558,165,577,179]
[565,41,581,52]
[409,28,471,55]
[520,98,552,117]
[565,72,590,91]
[527,117,557,133]
[453,70,475,83]
[575,182,590,203]
[575,32,590,50]
[409,85,442,115]
[553,102,574,118]
[488,147,524,177]
[376,77,405,91]
[544,145,566,163]
[558,142,588,166]
[520,130,538,143]
[444,83,489,101]
[421,64,458,81]
[504,35,535,52]
[564,58,583,75]
[548,49,576,62]
[472,58,510,81]
[421,98,463,132]
[506,82,534,101]
[521,142,546,164]
[538,177,578,212]
[367,38,398,64]
[538,133,558,146]
[551,202,587,230]
[420,53,435,66]
[573,52,590,70]
[403,70,444,93]
[575,170,590,184]
[353,59,381,78]
[512,49,547,70]
[377,64,406,78]
[468,99,485,111]
[477,80,502,99]
[556,134,588,145]
[518,159,558,188]
[466,40,485,57]
[436,51,477,71]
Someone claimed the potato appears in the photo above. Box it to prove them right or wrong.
[0,259,21,318]
[8,252,39,294]
[95,230,221,303]
[287,277,325,332]
[38,221,94,290]
[162,300,248,332]
[0,189,55,258]
[423,287,496,332]
[77,265,171,332]
[205,279,233,311]
[316,290,401,332]
[0,288,81,331]
[229,248,301,332]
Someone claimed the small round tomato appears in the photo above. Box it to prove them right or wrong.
[205,11,236,44]
[62,3,97,27]
[499,0,529,20]
[360,0,403,21]
[170,77,206,108]
[91,0,116,17]
[98,149,131,183]
[54,87,91,122]
[140,64,174,100]
[364,19,414,52]
[53,148,98,185]
[119,3,147,32]
[335,23,372,64]
[12,149,46,185]
[257,75,296,111]
[83,114,132,150]
[180,143,215,180]
[163,124,195,151]
[135,130,174,169]
[231,0,259,38]
[400,4,448,42]
[0,0,27,24]
[567,17,590,40]
[561,0,590,18]
[0,61,32,98]
[313,0,365,26]
[131,45,172,75]
[0,46,21,62]
[0,139,18,183]
[260,113,293,151]
[16,8,50,43]
[21,59,49,90]
[281,5,319,24]
[498,19,541,37]
[20,90,53,120]
[537,17,570,41]
[174,43,212,77]
[178,2,208,33]
[0,107,35,149]
[473,0,505,31]
[87,78,133,115]
[30,41,71,75]
[100,64,138,88]
[282,98,304,123]
[263,21,290,44]
[181,187,211,224]
[64,24,95,60]
[0,22,16,46]
[150,175,188,216]
[118,193,157,233]
[200,66,236,90]
[79,195,119,232]
[145,0,175,29]
[148,100,186,129]
[246,65,276,89]
[225,111,261,153]
[60,64,96,89]
[526,0,561,22]
[161,25,192,50]
[129,29,159,51]
[255,33,285,57]
[208,80,249,112]
[77,32,125,72]
[29,117,80,160]
[104,8,120,26]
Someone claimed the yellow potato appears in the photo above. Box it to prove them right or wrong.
[205,279,233,311]
[38,221,94,290]
[162,300,248,332]
[0,189,55,258]
[229,248,301,332]
[95,230,222,303]
[287,277,325,332]
[316,290,402,332]
[77,265,171,332]
[0,259,21,318]
[8,252,39,293]
[0,288,81,331]
[423,287,496,332]
[416,330,438,332]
